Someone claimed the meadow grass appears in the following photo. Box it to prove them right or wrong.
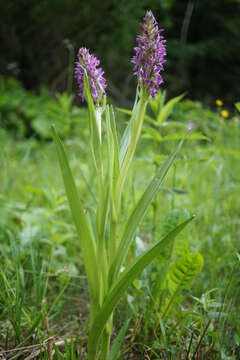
[0,99,239,359]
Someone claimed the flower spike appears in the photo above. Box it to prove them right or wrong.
[132,10,166,98]
[75,47,107,103]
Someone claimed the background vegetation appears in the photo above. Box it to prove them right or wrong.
[1,0,240,103]
[0,1,240,359]
[0,77,240,358]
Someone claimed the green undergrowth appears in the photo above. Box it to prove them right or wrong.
[0,81,240,359]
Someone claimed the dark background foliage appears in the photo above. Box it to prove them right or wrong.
[0,0,240,104]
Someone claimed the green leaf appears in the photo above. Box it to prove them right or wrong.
[88,216,194,359]
[32,117,51,138]
[168,252,203,293]
[108,320,129,360]
[143,126,162,142]
[118,97,140,168]
[52,125,99,314]
[215,146,240,159]
[116,107,132,117]
[143,128,208,144]
[163,121,187,129]
[118,88,141,167]
[162,252,203,318]
[117,107,154,127]
[157,93,185,125]
[106,106,119,220]
[149,92,160,115]
[106,106,114,185]
[149,90,166,115]
[115,95,148,216]
[110,106,120,182]
[109,137,186,286]
[160,132,209,142]
[235,102,240,112]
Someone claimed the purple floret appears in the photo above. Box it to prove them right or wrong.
[75,48,106,103]
[132,10,166,98]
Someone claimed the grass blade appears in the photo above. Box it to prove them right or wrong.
[108,320,129,360]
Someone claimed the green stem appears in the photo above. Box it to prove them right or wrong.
[171,163,176,210]
[161,286,180,320]
[152,160,158,238]
[115,94,148,216]
[96,166,107,301]
[88,317,112,360]
[89,90,148,359]
[96,164,105,241]
[109,219,117,266]
[99,328,111,360]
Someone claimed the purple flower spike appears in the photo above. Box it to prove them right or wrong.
[75,48,106,103]
[132,10,166,98]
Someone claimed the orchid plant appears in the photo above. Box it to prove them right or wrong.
[52,11,194,360]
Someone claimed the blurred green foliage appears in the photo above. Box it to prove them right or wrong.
[0,76,88,139]
[1,75,239,145]
[0,0,240,103]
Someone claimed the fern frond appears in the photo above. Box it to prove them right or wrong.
[162,252,203,318]
[169,252,203,293]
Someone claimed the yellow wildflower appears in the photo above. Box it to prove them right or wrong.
[216,99,223,107]
[216,257,222,264]
[221,109,229,118]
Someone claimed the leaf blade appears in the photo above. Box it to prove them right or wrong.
[157,93,185,125]
[109,137,185,285]
[108,320,129,360]
[52,125,99,309]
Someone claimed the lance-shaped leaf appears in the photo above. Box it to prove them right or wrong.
[159,132,209,142]
[109,137,185,286]
[119,87,145,168]
[110,105,120,184]
[117,107,154,127]
[157,93,185,125]
[106,106,119,221]
[149,90,166,115]
[118,102,139,168]
[109,320,129,360]
[87,216,194,359]
[52,126,99,308]
[117,92,184,130]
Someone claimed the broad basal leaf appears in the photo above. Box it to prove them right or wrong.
[52,126,99,311]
